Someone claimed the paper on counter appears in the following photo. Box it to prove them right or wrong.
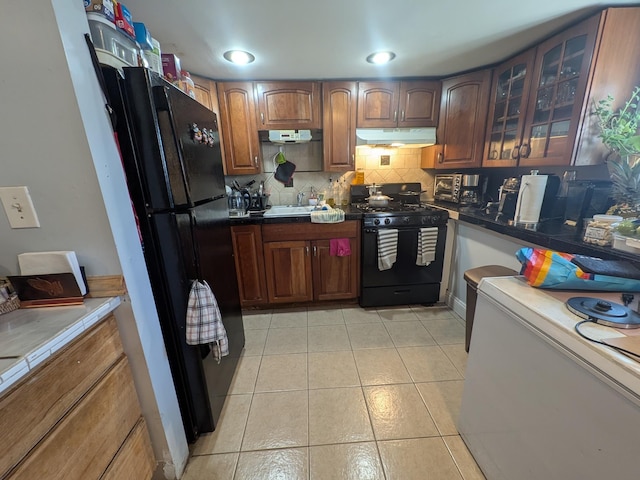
[18,251,86,295]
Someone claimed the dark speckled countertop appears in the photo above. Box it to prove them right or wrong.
[428,201,640,263]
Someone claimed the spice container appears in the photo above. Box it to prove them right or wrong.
[582,215,623,246]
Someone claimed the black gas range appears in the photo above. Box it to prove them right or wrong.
[351,183,449,308]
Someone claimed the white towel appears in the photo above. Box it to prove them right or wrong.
[186,280,229,363]
[377,229,398,271]
[416,227,438,266]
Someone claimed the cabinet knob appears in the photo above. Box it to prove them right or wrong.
[313,245,317,256]
[437,152,444,163]
[260,112,264,124]
[512,146,520,160]
[306,246,310,256]
[394,110,398,123]
[520,143,531,159]
[254,156,258,166]
[401,110,405,122]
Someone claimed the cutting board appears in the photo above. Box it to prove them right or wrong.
[601,336,640,359]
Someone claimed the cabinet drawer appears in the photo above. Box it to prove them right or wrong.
[100,418,155,480]
[0,315,124,477]
[7,356,141,480]
[262,220,359,242]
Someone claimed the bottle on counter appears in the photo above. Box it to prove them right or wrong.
[340,179,349,207]
[326,179,335,207]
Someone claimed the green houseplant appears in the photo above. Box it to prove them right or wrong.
[594,86,640,215]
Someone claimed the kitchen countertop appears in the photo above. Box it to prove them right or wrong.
[428,201,640,263]
[479,276,640,395]
[0,296,121,395]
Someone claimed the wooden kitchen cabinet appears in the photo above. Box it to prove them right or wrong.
[483,50,536,167]
[189,74,219,113]
[357,80,440,128]
[323,81,357,171]
[217,82,262,175]
[255,81,322,130]
[436,70,492,169]
[518,8,640,167]
[1,314,154,480]
[231,225,269,307]
[262,221,360,304]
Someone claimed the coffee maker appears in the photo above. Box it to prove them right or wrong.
[497,177,520,220]
[459,174,484,205]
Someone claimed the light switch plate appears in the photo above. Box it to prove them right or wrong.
[0,186,41,228]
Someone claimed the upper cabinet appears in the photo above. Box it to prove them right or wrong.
[436,70,492,169]
[255,82,322,130]
[189,74,219,113]
[323,81,357,171]
[485,7,640,168]
[483,51,535,167]
[217,82,262,175]
[357,81,440,128]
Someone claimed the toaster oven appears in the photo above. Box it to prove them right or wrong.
[434,174,463,203]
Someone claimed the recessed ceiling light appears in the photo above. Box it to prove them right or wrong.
[366,51,396,65]
[223,50,255,65]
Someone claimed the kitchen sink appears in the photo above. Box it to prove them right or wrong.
[263,205,316,217]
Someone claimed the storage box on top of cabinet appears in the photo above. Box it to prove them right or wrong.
[88,13,139,68]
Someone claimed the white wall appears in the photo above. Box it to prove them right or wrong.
[0,1,188,477]
[447,221,531,318]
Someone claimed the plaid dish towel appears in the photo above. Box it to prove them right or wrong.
[186,280,229,363]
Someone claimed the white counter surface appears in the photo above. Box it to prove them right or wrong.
[479,276,640,396]
[0,296,121,394]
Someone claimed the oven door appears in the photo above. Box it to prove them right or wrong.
[361,225,446,287]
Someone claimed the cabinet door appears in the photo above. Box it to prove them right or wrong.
[231,225,268,307]
[398,80,441,127]
[437,70,492,169]
[519,15,599,167]
[189,74,217,112]
[357,81,400,128]
[263,241,313,303]
[312,239,358,301]
[217,82,261,175]
[255,82,321,130]
[323,81,357,171]
[483,51,535,167]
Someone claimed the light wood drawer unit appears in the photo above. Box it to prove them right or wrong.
[0,314,155,480]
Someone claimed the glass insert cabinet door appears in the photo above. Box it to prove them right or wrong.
[484,51,534,167]
[519,15,599,166]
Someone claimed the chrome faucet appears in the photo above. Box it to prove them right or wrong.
[296,191,305,206]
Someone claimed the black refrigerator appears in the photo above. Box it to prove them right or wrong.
[102,66,244,442]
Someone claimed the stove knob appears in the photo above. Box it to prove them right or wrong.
[374,219,380,225]
[403,217,411,224]
[384,218,391,225]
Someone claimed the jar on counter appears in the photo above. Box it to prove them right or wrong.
[582,215,623,246]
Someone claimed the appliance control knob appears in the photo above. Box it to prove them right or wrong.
[374,219,380,225]
[403,217,411,224]
[384,218,391,225]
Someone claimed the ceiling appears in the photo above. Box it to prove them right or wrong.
[122,0,637,81]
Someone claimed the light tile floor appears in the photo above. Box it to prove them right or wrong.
[183,304,486,480]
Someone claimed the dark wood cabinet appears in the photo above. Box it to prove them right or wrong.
[189,74,219,113]
[483,51,535,167]
[262,222,360,304]
[436,70,492,169]
[518,8,640,167]
[357,80,440,128]
[255,82,322,130]
[217,82,262,175]
[323,81,357,171]
[230,225,268,307]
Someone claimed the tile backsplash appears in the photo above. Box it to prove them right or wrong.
[225,145,435,206]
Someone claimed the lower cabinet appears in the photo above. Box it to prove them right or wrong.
[261,221,360,304]
[0,314,155,480]
[231,225,269,307]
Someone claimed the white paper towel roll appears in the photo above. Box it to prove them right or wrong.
[18,251,86,295]
[514,175,548,225]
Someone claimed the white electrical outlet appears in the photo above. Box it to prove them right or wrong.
[0,186,41,228]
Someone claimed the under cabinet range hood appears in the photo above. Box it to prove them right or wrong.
[268,129,313,144]
[356,127,436,148]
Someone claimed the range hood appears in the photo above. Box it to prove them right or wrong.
[356,127,436,147]
[268,129,313,144]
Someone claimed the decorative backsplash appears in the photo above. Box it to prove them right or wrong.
[225,146,435,206]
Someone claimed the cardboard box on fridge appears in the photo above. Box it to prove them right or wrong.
[114,1,135,39]
[161,54,183,83]
[84,0,115,22]
[146,38,163,75]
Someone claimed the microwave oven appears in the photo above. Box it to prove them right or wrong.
[434,174,463,202]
